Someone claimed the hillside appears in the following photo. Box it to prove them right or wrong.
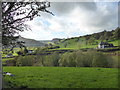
[18,37,45,47]
[39,40,51,44]
[56,27,120,49]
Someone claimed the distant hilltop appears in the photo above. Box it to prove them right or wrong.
[51,38,62,43]
[17,36,45,47]
[55,27,120,49]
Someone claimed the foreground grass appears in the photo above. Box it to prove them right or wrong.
[3,67,118,88]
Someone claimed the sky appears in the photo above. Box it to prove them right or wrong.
[19,1,118,40]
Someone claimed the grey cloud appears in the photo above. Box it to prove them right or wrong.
[90,3,118,30]
[76,2,97,11]
[118,2,120,27]
[91,12,117,28]
[50,2,76,15]
[46,2,117,31]
[49,2,97,16]
[48,2,117,28]
[37,2,118,38]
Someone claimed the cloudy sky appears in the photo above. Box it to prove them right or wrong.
[20,1,118,40]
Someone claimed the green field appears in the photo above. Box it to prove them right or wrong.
[2,30,120,88]
[57,38,120,49]
[3,67,118,88]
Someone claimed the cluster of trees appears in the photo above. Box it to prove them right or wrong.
[59,51,114,67]
[6,50,119,68]
[83,27,120,45]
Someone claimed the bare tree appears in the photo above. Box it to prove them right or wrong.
[2,1,53,47]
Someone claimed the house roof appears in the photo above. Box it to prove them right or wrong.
[99,42,113,45]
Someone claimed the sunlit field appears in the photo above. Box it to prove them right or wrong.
[3,67,118,88]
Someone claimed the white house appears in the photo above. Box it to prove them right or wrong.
[28,50,34,54]
[98,42,114,49]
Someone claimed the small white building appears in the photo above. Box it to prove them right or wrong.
[98,42,114,49]
[28,50,34,54]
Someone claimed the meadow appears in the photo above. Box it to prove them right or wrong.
[2,30,120,88]
[3,67,118,88]
[57,39,120,49]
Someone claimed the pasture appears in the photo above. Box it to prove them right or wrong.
[57,39,120,49]
[3,67,118,88]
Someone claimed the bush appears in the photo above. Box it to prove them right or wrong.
[15,51,61,66]
[44,52,60,66]
[59,50,114,68]
[33,55,45,66]
[91,52,113,68]
[5,59,16,66]
[15,50,115,68]
[59,52,69,67]
[111,55,119,68]
[51,52,60,66]
[16,55,34,66]
[31,52,60,66]
[59,52,76,67]
[76,51,93,67]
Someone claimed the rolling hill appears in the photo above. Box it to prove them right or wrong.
[18,36,45,47]
[17,27,120,49]
[55,27,120,49]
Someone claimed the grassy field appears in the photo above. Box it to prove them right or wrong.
[3,67,118,88]
[57,39,120,49]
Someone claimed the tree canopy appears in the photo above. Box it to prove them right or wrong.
[2,1,53,47]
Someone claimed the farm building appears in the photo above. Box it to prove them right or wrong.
[28,50,34,54]
[98,42,114,49]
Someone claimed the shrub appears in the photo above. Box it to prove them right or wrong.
[44,52,60,66]
[33,55,45,66]
[76,51,93,67]
[111,55,119,68]
[59,51,93,67]
[16,55,34,66]
[5,59,16,66]
[92,52,112,67]
[51,52,60,66]
[59,52,77,67]
[15,49,115,68]
[59,52,70,67]
[59,50,114,68]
